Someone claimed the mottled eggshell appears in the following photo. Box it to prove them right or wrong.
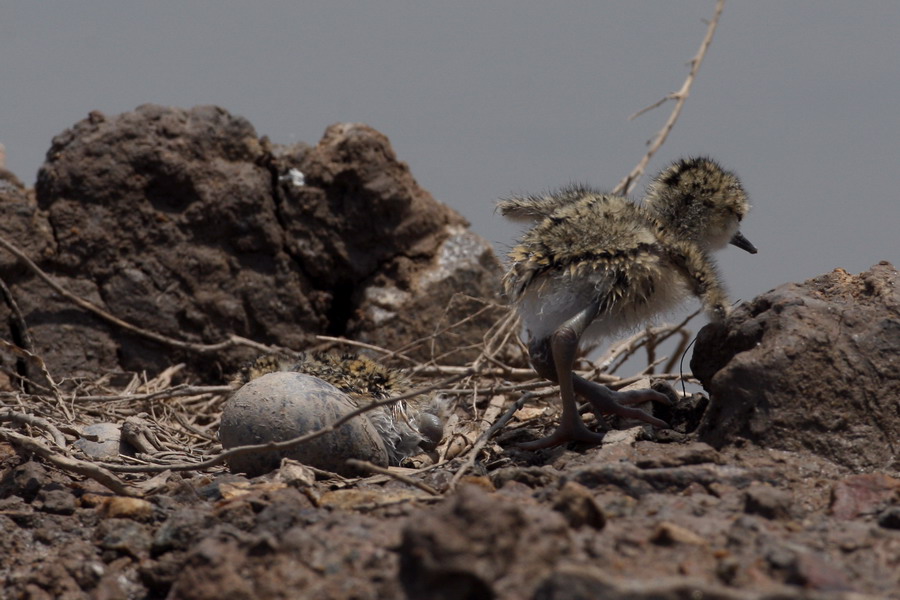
[219,371,389,476]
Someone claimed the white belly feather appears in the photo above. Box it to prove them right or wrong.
[515,266,692,345]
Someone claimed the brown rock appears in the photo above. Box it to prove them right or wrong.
[102,496,155,521]
[650,521,707,546]
[0,106,502,382]
[692,262,900,472]
[273,122,505,363]
[551,481,606,530]
[535,566,758,600]
[829,473,900,520]
[743,483,793,520]
[399,484,570,599]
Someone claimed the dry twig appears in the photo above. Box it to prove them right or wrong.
[0,409,67,447]
[449,393,529,488]
[345,460,440,496]
[0,234,283,357]
[612,0,726,195]
[0,428,136,496]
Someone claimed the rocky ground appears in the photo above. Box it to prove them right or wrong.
[1,107,898,599]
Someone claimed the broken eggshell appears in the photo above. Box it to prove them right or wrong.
[219,371,389,477]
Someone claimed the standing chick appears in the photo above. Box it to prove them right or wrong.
[499,157,757,449]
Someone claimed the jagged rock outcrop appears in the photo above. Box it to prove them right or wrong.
[0,105,503,383]
[692,262,900,472]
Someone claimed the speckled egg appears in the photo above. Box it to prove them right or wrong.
[220,371,389,476]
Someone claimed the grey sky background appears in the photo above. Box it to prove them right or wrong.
[2,2,898,351]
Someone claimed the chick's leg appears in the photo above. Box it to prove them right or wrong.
[518,301,608,449]
[519,301,669,450]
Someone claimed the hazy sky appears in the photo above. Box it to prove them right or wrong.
[2,2,898,328]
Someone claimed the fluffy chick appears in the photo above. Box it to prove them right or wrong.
[499,157,756,449]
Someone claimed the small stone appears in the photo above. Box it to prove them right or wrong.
[95,518,152,558]
[73,422,122,459]
[830,473,900,520]
[650,521,706,546]
[551,481,606,530]
[9,461,50,502]
[635,441,721,469]
[151,508,215,555]
[792,551,853,592]
[37,488,77,515]
[743,483,793,520]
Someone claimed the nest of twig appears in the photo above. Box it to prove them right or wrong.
[0,233,704,498]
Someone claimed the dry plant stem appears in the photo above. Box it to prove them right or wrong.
[394,296,504,362]
[663,329,692,374]
[612,371,696,389]
[594,308,701,376]
[0,428,135,496]
[651,308,702,350]
[0,234,279,356]
[412,365,536,379]
[435,381,556,397]
[345,459,440,496]
[427,297,506,360]
[645,329,657,375]
[449,393,530,489]
[612,0,725,195]
[640,356,669,377]
[72,385,234,403]
[100,371,473,474]
[0,409,67,447]
[314,335,418,365]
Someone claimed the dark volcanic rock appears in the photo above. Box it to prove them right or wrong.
[692,262,900,472]
[0,105,503,382]
[399,484,571,599]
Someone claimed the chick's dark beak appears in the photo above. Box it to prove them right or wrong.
[729,231,758,254]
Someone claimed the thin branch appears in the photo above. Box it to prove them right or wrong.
[449,393,529,488]
[72,384,234,403]
[314,335,418,365]
[0,427,135,496]
[0,409,67,447]
[612,0,725,196]
[345,460,440,496]
[0,234,280,356]
[0,275,34,351]
[0,339,62,402]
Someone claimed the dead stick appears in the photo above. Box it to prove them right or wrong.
[613,0,725,195]
[0,409,67,447]
[0,275,34,351]
[0,234,278,356]
[73,385,234,403]
[345,460,440,496]
[0,428,135,496]
[449,393,530,488]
